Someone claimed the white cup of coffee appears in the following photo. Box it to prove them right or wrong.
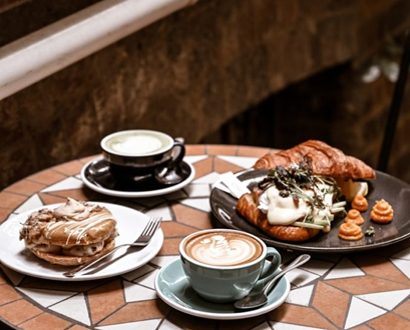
[179,229,281,303]
[100,130,185,178]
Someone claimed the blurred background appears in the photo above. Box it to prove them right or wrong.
[1,0,410,190]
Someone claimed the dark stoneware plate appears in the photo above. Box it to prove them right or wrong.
[210,169,410,253]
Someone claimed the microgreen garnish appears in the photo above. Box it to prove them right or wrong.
[365,226,375,236]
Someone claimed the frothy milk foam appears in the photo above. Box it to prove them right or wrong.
[184,231,263,266]
[105,131,171,156]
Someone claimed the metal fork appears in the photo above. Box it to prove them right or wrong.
[63,217,162,277]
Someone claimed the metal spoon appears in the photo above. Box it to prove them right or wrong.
[234,254,311,310]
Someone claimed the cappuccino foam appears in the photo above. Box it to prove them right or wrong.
[184,232,263,266]
[103,131,172,156]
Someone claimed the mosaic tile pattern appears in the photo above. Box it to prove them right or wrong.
[1,144,410,330]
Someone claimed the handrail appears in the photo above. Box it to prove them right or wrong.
[0,0,198,100]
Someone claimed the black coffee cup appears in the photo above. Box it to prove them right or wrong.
[100,130,185,181]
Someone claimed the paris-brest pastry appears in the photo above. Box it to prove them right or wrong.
[19,198,118,266]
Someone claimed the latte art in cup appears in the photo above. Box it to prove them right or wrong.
[184,232,263,266]
[179,229,282,303]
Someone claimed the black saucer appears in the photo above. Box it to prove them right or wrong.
[83,158,193,192]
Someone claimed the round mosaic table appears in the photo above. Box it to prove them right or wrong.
[0,144,410,330]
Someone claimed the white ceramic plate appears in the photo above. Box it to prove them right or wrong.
[154,259,290,320]
[0,202,164,281]
[81,158,196,198]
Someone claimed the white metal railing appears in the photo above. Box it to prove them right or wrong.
[0,0,198,100]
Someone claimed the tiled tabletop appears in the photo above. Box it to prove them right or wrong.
[0,144,410,330]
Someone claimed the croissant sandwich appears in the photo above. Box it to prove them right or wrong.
[19,198,118,266]
[236,140,375,242]
[254,140,375,180]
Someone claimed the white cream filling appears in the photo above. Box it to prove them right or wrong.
[62,242,104,256]
[259,184,335,226]
[26,242,61,254]
[27,241,105,257]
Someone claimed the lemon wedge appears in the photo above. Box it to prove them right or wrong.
[336,179,368,202]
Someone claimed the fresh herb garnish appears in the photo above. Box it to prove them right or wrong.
[365,226,375,236]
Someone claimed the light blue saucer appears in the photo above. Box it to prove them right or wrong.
[154,259,290,320]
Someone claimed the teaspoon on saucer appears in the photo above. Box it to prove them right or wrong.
[234,254,311,311]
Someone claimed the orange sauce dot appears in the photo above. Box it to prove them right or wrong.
[351,195,368,212]
[370,199,393,224]
[338,222,363,241]
[345,209,364,225]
